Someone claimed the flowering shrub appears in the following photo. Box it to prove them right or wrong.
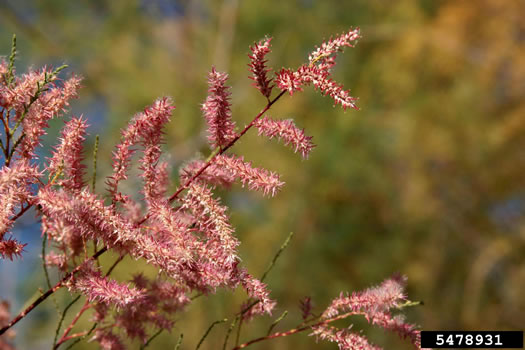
[0,30,424,349]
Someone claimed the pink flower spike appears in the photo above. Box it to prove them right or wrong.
[155,161,171,196]
[0,238,27,260]
[214,154,284,197]
[47,116,88,192]
[248,37,274,99]
[5,69,47,112]
[0,160,40,240]
[254,116,315,159]
[322,274,407,319]
[179,159,235,188]
[239,270,276,316]
[183,183,239,266]
[18,75,82,159]
[309,28,361,70]
[276,29,360,110]
[0,160,41,190]
[310,325,381,350]
[368,312,420,349]
[300,296,313,320]
[202,67,237,149]
[139,143,163,206]
[276,65,359,110]
[309,70,359,111]
[107,97,174,201]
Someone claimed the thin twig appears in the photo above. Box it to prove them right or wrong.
[8,202,33,222]
[105,254,124,277]
[41,233,60,315]
[55,330,89,344]
[41,234,51,286]
[139,329,163,349]
[63,322,97,350]
[190,292,204,301]
[0,107,8,130]
[222,317,238,350]
[266,310,288,336]
[396,300,423,309]
[232,311,365,349]
[174,333,184,350]
[53,295,81,347]
[7,133,25,160]
[4,110,11,166]
[233,299,260,347]
[55,301,92,348]
[235,315,243,346]
[91,134,100,267]
[261,232,293,282]
[196,319,227,350]
[233,231,294,341]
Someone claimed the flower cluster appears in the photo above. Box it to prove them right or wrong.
[0,49,80,261]
[0,160,40,259]
[312,274,422,350]
[202,67,237,149]
[71,265,146,308]
[254,116,315,159]
[0,30,424,350]
[248,37,274,99]
[308,29,361,70]
[179,159,235,188]
[20,75,81,158]
[275,28,360,110]
[312,325,381,350]
[214,154,284,197]
[107,97,174,203]
[47,116,87,192]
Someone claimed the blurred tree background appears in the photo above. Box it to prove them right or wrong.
[1,0,524,349]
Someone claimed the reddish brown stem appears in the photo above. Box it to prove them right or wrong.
[54,330,90,345]
[9,202,33,223]
[0,247,106,336]
[0,281,61,335]
[231,311,363,349]
[55,301,92,349]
